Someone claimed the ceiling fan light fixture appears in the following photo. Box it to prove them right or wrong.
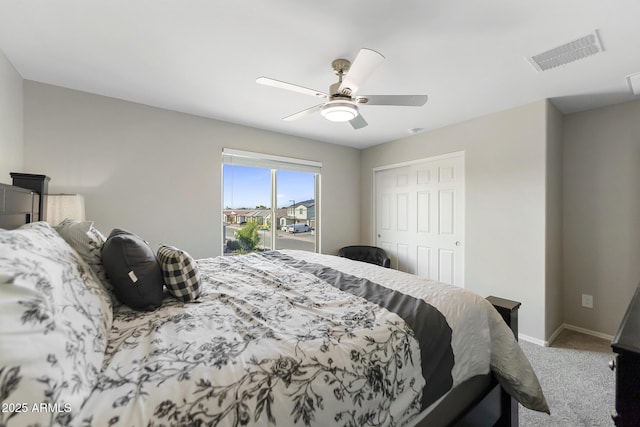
[320,100,359,122]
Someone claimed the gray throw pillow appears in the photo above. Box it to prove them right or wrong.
[54,218,120,306]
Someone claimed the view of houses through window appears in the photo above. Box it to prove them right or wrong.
[222,152,319,255]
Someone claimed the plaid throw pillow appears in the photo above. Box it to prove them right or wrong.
[156,244,202,302]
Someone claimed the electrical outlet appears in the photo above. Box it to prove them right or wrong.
[582,294,593,309]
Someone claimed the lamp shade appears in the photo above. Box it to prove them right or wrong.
[46,194,86,225]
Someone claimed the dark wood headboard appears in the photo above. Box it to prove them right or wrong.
[0,183,39,229]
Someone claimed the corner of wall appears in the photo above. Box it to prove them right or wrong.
[544,99,564,340]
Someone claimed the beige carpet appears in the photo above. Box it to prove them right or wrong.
[519,329,615,426]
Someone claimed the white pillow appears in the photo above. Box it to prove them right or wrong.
[0,222,112,425]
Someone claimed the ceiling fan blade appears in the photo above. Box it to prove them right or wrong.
[356,94,428,106]
[282,104,324,121]
[349,114,368,129]
[338,48,385,96]
[256,77,328,99]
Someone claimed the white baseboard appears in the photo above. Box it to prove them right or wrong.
[519,323,613,347]
[519,333,549,347]
[561,323,614,342]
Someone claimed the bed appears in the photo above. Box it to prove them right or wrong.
[0,181,548,426]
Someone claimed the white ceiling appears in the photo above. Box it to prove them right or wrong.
[1,0,639,149]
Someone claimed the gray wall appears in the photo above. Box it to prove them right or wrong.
[563,99,640,336]
[0,50,23,181]
[361,100,552,341]
[23,81,361,258]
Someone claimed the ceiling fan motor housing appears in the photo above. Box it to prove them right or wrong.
[329,81,352,99]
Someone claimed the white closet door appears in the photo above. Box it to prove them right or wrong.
[375,153,465,286]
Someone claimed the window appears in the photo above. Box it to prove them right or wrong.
[222,149,321,255]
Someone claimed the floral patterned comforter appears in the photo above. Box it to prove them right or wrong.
[74,250,547,426]
[79,252,433,426]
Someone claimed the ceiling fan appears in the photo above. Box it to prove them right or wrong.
[256,48,428,129]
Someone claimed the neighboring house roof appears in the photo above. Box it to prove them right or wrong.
[289,199,315,208]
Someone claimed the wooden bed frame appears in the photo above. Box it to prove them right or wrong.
[0,180,520,427]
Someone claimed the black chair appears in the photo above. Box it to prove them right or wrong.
[337,245,391,268]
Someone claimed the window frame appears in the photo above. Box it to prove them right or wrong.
[222,148,321,254]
